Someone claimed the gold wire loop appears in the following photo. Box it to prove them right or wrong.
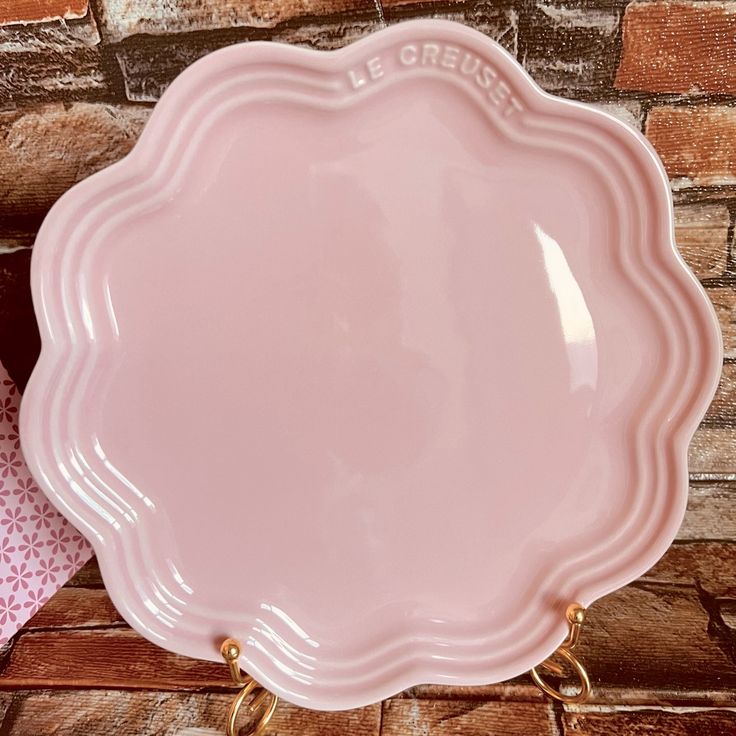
[226,679,279,736]
[560,603,585,650]
[530,646,591,704]
[221,638,249,686]
[221,638,279,736]
[529,603,591,704]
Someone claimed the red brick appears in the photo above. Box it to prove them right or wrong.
[0,0,87,26]
[616,0,736,94]
[646,106,736,187]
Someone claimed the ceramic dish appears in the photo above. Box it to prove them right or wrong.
[21,19,721,710]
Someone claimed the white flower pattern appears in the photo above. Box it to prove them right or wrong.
[0,364,92,645]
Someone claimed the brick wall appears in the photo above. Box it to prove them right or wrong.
[0,2,734,384]
[0,0,732,395]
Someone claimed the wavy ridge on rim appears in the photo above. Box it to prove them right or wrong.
[20,20,722,710]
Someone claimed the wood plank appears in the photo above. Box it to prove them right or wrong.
[22,588,123,629]
[703,363,736,428]
[0,691,12,722]
[411,683,736,707]
[690,427,736,477]
[673,203,730,280]
[0,689,380,735]
[66,558,104,587]
[562,706,736,735]
[3,584,734,704]
[616,0,736,95]
[0,628,228,689]
[643,541,736,597]
[414,580,736,705]
[677,486,736,541]
[380,699,557,736]
[405,682,544,703]
[576,584,735,696]
[645,106,736,187]
[3,690,733,736]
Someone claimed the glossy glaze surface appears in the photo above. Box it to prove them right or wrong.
[20,20,722,710]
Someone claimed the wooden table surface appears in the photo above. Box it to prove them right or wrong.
[1,1,735,734]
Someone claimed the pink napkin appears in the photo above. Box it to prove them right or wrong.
[0,362,92,644]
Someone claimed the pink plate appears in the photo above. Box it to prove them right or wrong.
[21,20,721,710]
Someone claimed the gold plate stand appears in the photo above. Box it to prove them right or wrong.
[529,603,591,704]
[217,603,590,733]
[220,639,279,736]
